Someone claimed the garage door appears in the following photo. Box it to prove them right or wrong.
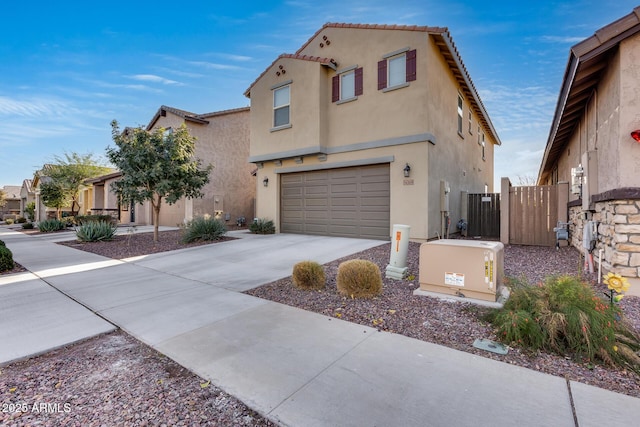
[280,164,390,239]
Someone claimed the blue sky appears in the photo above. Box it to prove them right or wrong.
[1,0,638,190]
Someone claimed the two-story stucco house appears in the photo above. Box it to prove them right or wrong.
[89,105,254,227]
[538,7,640,287]
[245,23,501,241]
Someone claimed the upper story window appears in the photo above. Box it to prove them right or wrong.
[468,111,473,134]
[273,84,290,128]
[481,132,486,161]
[332,66,363,103]
[457,95,464,135]
[378,48,417,91]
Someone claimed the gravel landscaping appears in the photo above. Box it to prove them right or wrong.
[0,331,274,426]
[1,229,638,426]
[246,241,640,398]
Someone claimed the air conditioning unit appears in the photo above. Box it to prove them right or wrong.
[418,239,504,302]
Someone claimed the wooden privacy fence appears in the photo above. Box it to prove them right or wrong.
[467,193,500,238]
[505,184,565,246]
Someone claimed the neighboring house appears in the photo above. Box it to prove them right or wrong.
[89,105,254,227]
[0,185,21,220]
[537,7,640,285]
[245,23,501,241]
[19,179,35,219]
[31,168,76,221]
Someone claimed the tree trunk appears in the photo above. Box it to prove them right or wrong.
[152,195,162,242]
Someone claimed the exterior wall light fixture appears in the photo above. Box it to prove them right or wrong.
[631,130,640,142]
[403,163,411,177]
[263,177,269,187]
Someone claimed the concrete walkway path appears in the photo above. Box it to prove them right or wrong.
[1,226,639,427]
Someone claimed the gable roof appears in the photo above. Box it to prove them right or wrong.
[538,7,640,183]
[146,105,250,130]
[243,54,336,98]
[21,179,33,194]
[1,185,21,199]
[244,22,500,146]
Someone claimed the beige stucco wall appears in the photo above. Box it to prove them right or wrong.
[619,35,640,187]
[257,142,429,238]
[544,35,640,194]
[150,108,254,226]
[249,27,497,240]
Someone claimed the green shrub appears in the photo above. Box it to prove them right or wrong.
[21,222,34,230]
[75,221,118,242]
[181,216,227,243]
[25,202,35,221]
[249,218,276,234]
[0,239,5,246]
[38,219,65,232]
[488,275,640,372]
[16,217,27,224]
[0,245,15,272]
[4,218,14,225]
[292,261,326,290]
[76,214,115,225]
[336,259,383,298]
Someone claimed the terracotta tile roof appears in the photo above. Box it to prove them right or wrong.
[244,22,500,146]
[243,54,335,97]
[295,22,447,54]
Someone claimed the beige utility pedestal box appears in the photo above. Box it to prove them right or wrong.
[419,239,504,302]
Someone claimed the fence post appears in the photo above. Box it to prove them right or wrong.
[500,177,511,245]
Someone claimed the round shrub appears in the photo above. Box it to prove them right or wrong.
[4,218,14,225]
[336,259,383,298]
[0,245,15,272]
[75,221,118,242]
[21,222,34,230]
[0,239,5,246]
[292,261,326,290]
[38,219,65,233]
[16,217,27,224]
[181,216,227,243]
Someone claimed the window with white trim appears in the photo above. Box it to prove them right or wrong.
[457,95,463,135]
[332,67,363,103]
[378,48,416,91]
[468,111,473,134]
[273,85,290,128]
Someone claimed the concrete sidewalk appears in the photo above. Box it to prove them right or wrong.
[1,226,639,426]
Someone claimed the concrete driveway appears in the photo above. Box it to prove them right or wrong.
[2,227,640,427]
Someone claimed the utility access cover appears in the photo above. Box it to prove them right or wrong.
[473,338,508,355]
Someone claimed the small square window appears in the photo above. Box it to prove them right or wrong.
[378,48,416,91]
[341,71,355,100]
[332,67,363,103]
[388,55,406,87]
[273,85,290,128]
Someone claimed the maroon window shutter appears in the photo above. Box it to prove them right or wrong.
[332,75,340,102]
[377,60,387,90]
[406,49,417,82]
[355,67,363,96]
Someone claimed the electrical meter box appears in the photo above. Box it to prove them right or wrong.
[419,239,504,302]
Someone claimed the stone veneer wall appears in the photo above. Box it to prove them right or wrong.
[568,191,640,278]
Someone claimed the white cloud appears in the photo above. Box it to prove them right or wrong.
[540,35,586,44]
[0,96,67,118]
[187,60,242,71]
[127,74,183,85]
